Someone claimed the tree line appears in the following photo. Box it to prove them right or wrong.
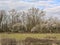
[0,7,60,33]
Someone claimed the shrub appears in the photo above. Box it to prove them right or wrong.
[1,38,17,45]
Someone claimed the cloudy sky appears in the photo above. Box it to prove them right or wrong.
[0,0,60,17]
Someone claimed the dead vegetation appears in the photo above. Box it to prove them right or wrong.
[0,37,60,45]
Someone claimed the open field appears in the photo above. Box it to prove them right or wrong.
[0,33,60,40]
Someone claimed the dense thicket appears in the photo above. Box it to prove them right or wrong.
[0,7,60,33]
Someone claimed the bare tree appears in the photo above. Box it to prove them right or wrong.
[26,7,45,32]
[0,10,7,32]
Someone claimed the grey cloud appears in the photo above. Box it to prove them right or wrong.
[45,6,60,18]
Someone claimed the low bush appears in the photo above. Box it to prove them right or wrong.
[1,38,17,45]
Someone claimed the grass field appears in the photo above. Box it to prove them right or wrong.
[0,33,60,40]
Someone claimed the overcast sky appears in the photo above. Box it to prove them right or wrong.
[0,0,60,18]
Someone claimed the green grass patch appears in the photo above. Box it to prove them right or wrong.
[0,33,60,40]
